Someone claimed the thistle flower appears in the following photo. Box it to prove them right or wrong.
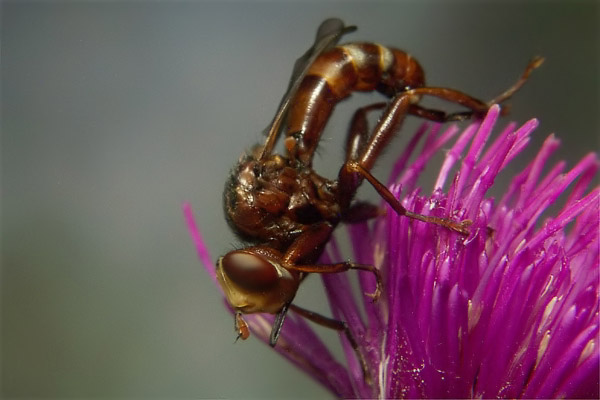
[184,105,599,398]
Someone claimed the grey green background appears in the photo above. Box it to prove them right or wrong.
[2,1,598,398]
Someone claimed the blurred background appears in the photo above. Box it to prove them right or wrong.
[2,1,598,398]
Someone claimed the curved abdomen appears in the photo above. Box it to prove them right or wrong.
[286,43,425,165]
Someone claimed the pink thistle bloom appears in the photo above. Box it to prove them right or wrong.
[184,105,599,398]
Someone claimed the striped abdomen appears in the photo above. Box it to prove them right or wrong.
[285,43,425,165]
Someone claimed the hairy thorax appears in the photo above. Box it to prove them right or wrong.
[224,148,340,249]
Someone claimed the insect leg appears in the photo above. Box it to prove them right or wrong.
[338,55,543,221]
[281,221,382,299]
[406,56,544,122]
[340,102,390,223]
[286,262,382,301]
[265,222,340,348]
[487,55,544,105]
[345,161,471,235]
[345,102,387,162]
[338,93,471,234]
[339,100,463,219]
[337,93,413,210]
[270,222,381,385]
[282,221,335,264]
[408,104,473,122]
[288,303,373,386]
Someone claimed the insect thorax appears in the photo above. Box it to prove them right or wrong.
[223,151,340,249]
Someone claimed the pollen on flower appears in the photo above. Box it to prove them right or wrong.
[536,331,551,366]
[509,332,534,373]
[540,296,558,331]
[467,299,483,333]
[539,274,555,299]
[578,339,596,367]
[514,238,527,253]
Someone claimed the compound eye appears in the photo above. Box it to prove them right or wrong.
[221,250,279,291]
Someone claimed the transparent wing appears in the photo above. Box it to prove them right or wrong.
[260,18,357,159]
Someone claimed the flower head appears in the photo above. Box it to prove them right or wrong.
[184,105,599,398]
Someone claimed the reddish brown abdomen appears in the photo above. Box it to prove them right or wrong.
[286,43,425,164]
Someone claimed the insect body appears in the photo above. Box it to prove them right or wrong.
[215,18,542,384]
[285,43,424,164]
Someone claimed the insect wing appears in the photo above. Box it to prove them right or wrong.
[287,18,356,93]
[260,18,357,159]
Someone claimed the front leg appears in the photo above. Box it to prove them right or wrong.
[281,222,382,299]
[282,221,335,265]
[269,222,381,385]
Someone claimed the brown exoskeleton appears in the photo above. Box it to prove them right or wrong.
[216,18,542,383]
